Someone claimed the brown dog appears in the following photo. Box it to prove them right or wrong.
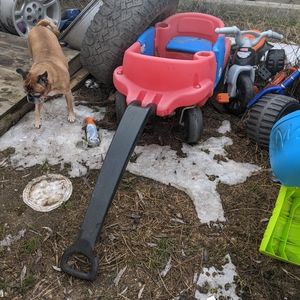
[17,19,75,128]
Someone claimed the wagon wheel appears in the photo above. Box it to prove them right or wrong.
[183,107,203,144]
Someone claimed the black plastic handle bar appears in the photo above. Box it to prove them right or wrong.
[60,102,155,281]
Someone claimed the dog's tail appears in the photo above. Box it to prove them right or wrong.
[37,19,60,37]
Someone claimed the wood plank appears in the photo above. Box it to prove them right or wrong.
[0,39,28,51]
[0,45,79,75]
[69,68,89,89]
[0,68,26,106]
[0,31,79,71]
[0,49,31,71]
[0,32,28,49]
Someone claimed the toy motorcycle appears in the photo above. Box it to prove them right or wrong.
[215,26,284,115]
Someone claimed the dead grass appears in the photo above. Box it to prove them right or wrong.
[178,0,300,45]
[60,0,300,45]
[61,0,90,11]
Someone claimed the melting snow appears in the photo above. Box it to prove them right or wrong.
[195,254,240,300]
[128,138,259,222]
[0,229,26,248]
[0,99,259,223]
[217,120,231,134]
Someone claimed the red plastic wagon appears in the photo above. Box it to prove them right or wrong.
[114,12,231,143]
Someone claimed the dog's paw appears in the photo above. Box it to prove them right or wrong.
[68,114,76,123]
[34,123,41,129]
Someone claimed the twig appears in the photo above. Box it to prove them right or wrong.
[158,273,175,298]
[281,267,300,282]
[32,277,61,300]
[121,233,136,257]
[227,207,272,213]
[113,266,127,286]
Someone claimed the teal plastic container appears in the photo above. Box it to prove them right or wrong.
[269,110,300,187]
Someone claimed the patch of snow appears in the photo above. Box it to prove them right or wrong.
[0,229,26,248]
[195,254,240,300]
[0,99,259,223]
[217,120,231,134]
[0,99,110,178]
[128,140,259,223]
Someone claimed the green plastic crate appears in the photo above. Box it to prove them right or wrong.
[260,185,300,266]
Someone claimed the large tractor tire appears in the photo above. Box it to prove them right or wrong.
[246,94,300,149]
[81,0,179,86]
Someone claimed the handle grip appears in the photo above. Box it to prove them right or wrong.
[215,26,239,35]
[60,239,99,281]
[267,31,284,40]
[216,27,283,47]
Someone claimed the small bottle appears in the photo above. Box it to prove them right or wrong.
[85,117,100,147]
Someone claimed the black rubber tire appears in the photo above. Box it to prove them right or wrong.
[246,94,300,149]
[81,0,179,86]
[183,107,203,144]
[115,92,127,124]
[265,49,286,76]
[226,74,254,115]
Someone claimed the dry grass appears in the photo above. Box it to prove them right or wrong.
[178,0,300,45]
[60,0,300,46]
[61,0,91,10]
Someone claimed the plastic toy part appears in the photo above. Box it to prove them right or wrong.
[269,110,300,186]
[216,93,230,103]
[260,185,300,266]
[61,103,155,280]
[59,8,81,32]
[247,68,300,108]
[113,12,231,117]
[114,43,216,117]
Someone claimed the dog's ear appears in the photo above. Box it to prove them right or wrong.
[16,68,28,80]
[38,71,48,86]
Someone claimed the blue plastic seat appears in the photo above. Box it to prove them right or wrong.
[166,36,213,53]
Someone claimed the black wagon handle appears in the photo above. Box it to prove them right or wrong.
[60,102,155,281]
[60,238,99,281]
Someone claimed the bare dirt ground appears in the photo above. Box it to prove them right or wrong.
[1,84,300,300]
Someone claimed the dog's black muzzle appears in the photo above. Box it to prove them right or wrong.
[27,94,42,104]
